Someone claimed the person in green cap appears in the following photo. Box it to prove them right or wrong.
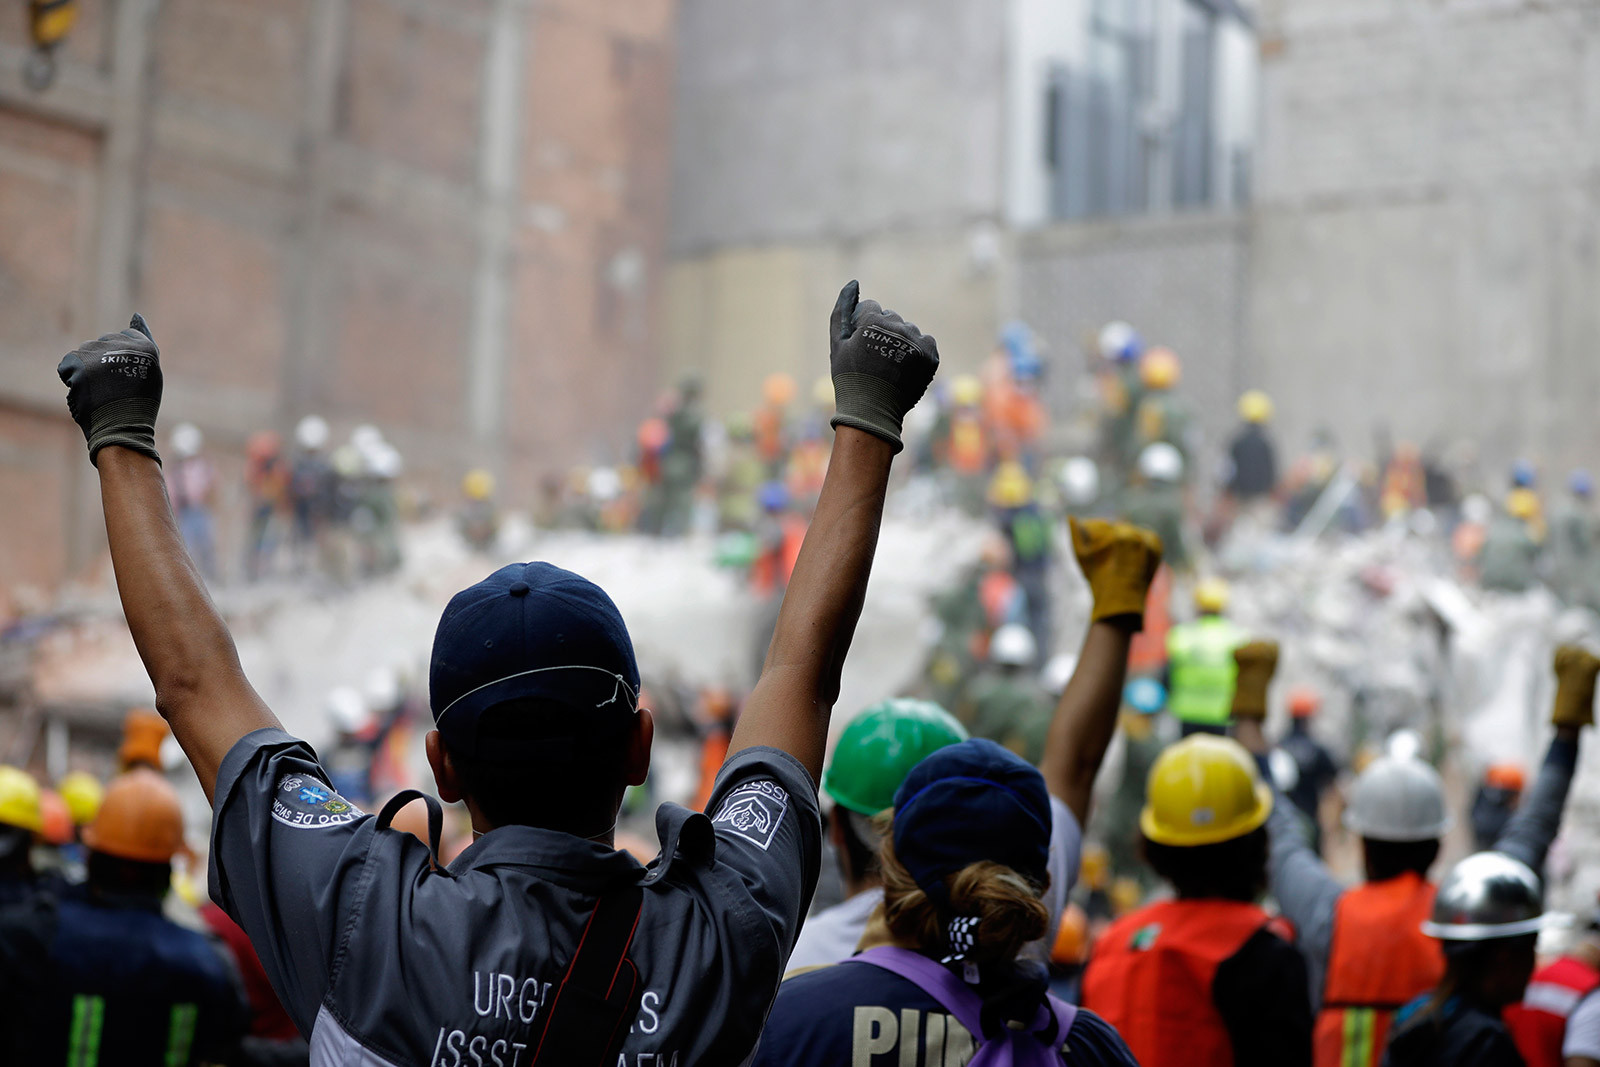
[784,518,1164,974]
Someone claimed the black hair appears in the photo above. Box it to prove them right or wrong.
[1141,825,1269,901]
[832,807,882,884]
[1363,837,1440,882]
[87,851,171,899]
[0,826,32,877]
[447,697,631,835]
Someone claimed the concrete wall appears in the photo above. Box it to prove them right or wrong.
[1247,0,1600,470]
[0,0,677,604]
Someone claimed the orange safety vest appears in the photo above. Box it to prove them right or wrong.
[1082,898,1280,1067]
[1506,955,1600,1067]
[1314,873,1444,1067]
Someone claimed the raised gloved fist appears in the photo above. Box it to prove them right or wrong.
[1551,645,1600,728]
[1068,517,1162,626]
[57,314,163,466]
[1230,640,1280,721]
[828,280,939,454]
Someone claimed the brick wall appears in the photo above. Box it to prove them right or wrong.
[0,0,677,603]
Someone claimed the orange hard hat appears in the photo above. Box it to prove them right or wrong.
[637,417,669,452]
[119,708,169,770]
[1050,903,1090,966]
[82,767,185,864]
[762,373,797,407]
[1485,763,1526,792]
[245,430,283,462]
[1287,686,1322,718]
[37,788,73,846]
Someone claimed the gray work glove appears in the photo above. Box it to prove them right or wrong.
[828,281,939,454]
[57,314,163,466]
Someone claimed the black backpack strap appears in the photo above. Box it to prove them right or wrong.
[529,881,647,1066]
[375,789,447,873]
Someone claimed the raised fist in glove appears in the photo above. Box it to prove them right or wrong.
[57,314,163,466]
[1551,645,1600,728]
[828,280,939,454]
[1068,517,1162,626]
[1230,640,1280,721]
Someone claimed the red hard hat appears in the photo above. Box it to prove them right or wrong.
[1287,687,1322,718]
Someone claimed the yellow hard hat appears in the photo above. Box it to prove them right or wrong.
[1193,577,1230,614]
[1140,347,1181,390]
[0,766,43,834]
[1109,876,1143,916]
[82,767,186,864]
[987,461,1034,509]
[58,771,104,826]
[762,372,797,407]
[1080,842,1111,891]
[812,376,835,408]
[1506,488,1539,521]
[1238,390,1273,424]
[950,374,983,408]
[462,468,495,501]
[1140,735,1273,847]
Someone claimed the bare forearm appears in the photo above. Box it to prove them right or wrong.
[99,447,278,796]
[1040,618,1135,824]
[731,428,894,778]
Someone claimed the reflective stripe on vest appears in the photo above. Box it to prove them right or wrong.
[1082,898,1274,1067]
[1166,618,1243,724]
[1506,955,1600,1067]
[1313,873,1444,1067]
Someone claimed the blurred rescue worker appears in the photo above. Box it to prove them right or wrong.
[1132,346,1192,462]
[289,414,335,566]
[1080,733,1313,1066]
[786,699,969,973]
[1225,390,1279,505]
[458,468,498,552]
[1101,677,1169,884]
[757,741,1140,1066]
[0,765,43,905]
[1380,443,1427,520]
[1480,491,1544,592]
[244,430,289,581]
[1237,644,1598,1067]
[660,375,706,537]
[1383,853,1550,1067]
[1166,577,1245,736]
[788,518,1163,974]
[1095,321,1146,487]
[755,371,796,476]
[1505,902,1600,1067]
[32,768,246,1064]
[1123,441,1188,569]
[1472,763,1526,851]
[321,686,375,805]
[57,284,939,1062]
[945,374,990,513]
[963,623,1052,762]
[1549,470,1597,608]
[990,459,1054,656]
[166,421,217,579]
[1274,686,1340,855]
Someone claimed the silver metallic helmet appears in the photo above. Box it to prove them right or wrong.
[1422,851,1545,941]
[1343,755,1452,842]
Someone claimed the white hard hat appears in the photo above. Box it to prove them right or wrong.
[1344,755,1452,842]
[1423,851,1545,942]
[1386,728,1425,762]
[366,443,403,480]
[1138,442,1184,483]
[296,415,330,451]
[1462,494,1493,526]
[1041,653,1078,695]
[362,667,401,713]
[351,424,385,453]
[1058,457,1101,507]
[990,624,1038,667]
[589,467,622,502]
[326,686,371,735]
[1098,321,1137,362]
[170,422,203,459]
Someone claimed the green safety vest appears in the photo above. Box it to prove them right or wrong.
[1166,616,1245,724]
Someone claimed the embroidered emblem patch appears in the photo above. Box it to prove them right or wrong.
[711,780,789,851]
[272,773,364,830]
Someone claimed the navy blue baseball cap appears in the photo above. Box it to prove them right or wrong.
[429,562,640,760]
[891,739,1052,897]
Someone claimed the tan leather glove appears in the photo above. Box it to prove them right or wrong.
[1552,645,1600,728]
[1230,640,1280,721]
[1068,517,1163,626]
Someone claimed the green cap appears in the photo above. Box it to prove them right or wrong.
[822,699,969,815]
